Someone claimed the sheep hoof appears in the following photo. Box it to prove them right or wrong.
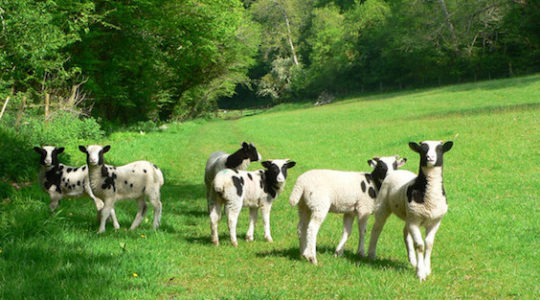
[368,253,376,261]
[212,240,220,246]
[231,241,238,247]
[265,236,273,243]
[245,236,254,242]
[303,254,318,265]
[417,270,427,281]
[334,250,344,257]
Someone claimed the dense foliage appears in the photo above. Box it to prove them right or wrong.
[0,0,538,114]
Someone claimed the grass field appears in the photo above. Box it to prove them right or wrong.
[1,75,539,299]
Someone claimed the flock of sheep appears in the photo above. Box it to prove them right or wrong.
[34,140,453,281]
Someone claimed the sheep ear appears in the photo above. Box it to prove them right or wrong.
[368,158,378,168]
[78,145,87,153]
[102,145,111,153]
[33,147,44,154]
[397,158,407,167]
[242,142,249,150]
[443,141,453,152]
[409,142,421,153]
[285,161,296,169]
[56,147,65,154]
[261,161,272,168]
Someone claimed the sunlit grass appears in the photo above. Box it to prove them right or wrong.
[0,75,539,298]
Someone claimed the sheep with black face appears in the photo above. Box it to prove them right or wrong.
[368,141,454,281]
[211,159,296,246]
[288,156,407,265]
[79,145,164,233]
[33,146,120,225]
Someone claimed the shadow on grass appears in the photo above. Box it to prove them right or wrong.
[256,246,409,271]
[403,102,540,121]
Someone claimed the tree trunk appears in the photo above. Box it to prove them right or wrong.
[0,87,14,120]
[15,95,26,129]
[45,93,50,121]
[275,1,299,66]
[437,0,458,52]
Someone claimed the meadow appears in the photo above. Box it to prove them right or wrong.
[0,75,539,299]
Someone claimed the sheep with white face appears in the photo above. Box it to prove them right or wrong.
[79,145,164,233]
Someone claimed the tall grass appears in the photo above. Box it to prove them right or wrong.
[0,75,538,299]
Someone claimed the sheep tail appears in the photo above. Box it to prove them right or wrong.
[289,183,304,206]
[154,165,164,186]
[213,171,228,194]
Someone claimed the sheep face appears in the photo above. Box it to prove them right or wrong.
[242,142,262,162]
[79,145,111,166]
[409,141,453,167]
[34,146,64,167]
[262,159,296,183]
[368,156,407,178]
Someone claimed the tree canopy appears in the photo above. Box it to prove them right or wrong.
[0,0,538,121]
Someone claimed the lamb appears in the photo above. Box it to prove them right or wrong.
[288,156,407,265]
[33,146,120,226]
[211,159,296,246]
[204,142,261,244]
[368,141,453,281]
[78,145,164,233]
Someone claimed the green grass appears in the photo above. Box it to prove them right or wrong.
[1,75,539,299]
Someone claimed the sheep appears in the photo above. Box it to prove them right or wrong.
[288,156,407,265]
[78,145,164,233]
[367,141,454,281]
[211,159,296,246]
[33,146,120,226]
[204,142,261,245]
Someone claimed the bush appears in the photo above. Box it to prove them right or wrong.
[0,112,104,183]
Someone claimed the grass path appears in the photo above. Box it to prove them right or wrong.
[0,75,539,299]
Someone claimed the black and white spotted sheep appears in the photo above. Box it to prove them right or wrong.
[288,156,407,265]
[368,141,453,281]
[211,159,296,247]
[33,146,119,224]
[204,142,261,242]
[79,145,164,234]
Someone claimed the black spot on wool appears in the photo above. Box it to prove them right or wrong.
[232,176,244,197]
[44,166,62,193]
[143,169,147,173]
[361,181,366,193]
[77,181,80,186]
[100,165,117,192]
[368,187,377,199]
[82,166,86,171]
[248,173,253,180]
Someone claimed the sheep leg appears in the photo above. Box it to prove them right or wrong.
[403,225,417,267]
[297,202,310,256]
[407,222,427,281]
[335,213,354,257]
[356,213,370,257]
[246,207,258,241]
[261,203,273,242]
[367,205,391,260]
[129,196,148,230]
[98,201,114,233]
[304,209,328,265]
[226,200,242,247]
[209,198,222,246]
[424,220,441,276]
[48,193,62,212]
[148,190,162,229]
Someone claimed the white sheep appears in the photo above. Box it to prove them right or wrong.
[368,141,453,281]
[204,142,261,245]
[289,156,406,265]
[212,159,296,246]
[33,146,120,227]
[79,145,164,233]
